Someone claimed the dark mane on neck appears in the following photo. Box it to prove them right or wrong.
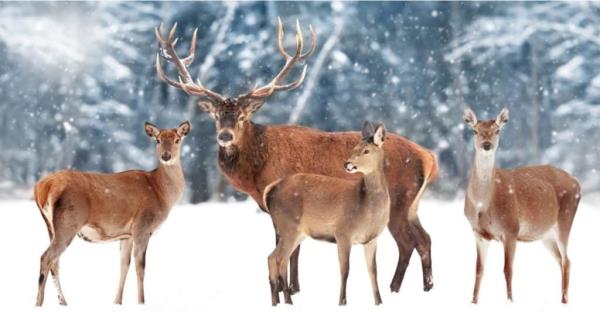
[218,122,268,176]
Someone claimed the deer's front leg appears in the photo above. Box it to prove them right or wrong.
[336,239,351,306]
[114,238,134,304]
[503,237,517,302]
[363,239,382,305]
[472,233,489,304]
[133,234,151,304]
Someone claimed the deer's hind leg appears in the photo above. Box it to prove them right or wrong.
[388,214,415,293]
[273,232,302,305]
[38,206,68,305]
[411,217,433,291]
[36,200,84,306]
[554,188,579,303]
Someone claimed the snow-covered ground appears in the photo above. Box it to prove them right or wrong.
[2,198,598,313]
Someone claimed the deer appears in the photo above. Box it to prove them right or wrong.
[155,19,438,295]
[264,121,390,306]
[33,121,191,306]
[463,107,580,304]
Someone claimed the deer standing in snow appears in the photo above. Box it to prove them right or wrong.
[34,121,190,306]
[463,108,580,304]
[155,20,438,295]
[264,121,390,306]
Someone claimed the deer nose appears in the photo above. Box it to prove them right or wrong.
[218,131,233,143]
[482,142,492,151]
[344,162,357,172]
[161,153,172,161]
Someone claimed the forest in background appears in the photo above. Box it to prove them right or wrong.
[0,1,598,202]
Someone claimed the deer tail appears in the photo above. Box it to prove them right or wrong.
[262,178,283,214]
[407,151,438,221]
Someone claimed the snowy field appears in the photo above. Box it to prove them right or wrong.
[2,197,599,313]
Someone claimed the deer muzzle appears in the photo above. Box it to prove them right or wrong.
[344,162,357,173]
[217,131,234,146]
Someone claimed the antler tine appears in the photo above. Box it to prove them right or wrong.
[277,17,292,60]
[167,22,178,42]
[302,24,317,59]
[154,23,225,103]
[243,18,316,100]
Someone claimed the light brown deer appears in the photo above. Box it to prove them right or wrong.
[264,121,390,306]
[463,108,580,304]
[155,20,438,295]
[34,121,191,306]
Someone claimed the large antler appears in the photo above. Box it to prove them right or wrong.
[155,23,226,104]
[241,18,317,100]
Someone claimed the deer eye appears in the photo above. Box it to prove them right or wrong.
[156,139,161,144]
[494,130,500,135]
[175,138,180,144]
[363,150,370,155]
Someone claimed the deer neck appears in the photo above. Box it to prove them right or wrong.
[361,160,389,209]
[218,122,267,177]
[151,158,185,209]
[468,149,496,212]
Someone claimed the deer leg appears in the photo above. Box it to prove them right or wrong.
[363,239,382,305]
[389,222,414,293]
[50,260,67,305]
[43,220,67,306]
[36,235,76,306]
[276,235,301,305]
[336,239,352,306]
[556,236,570,304]
[268,247,281,306]
[114,238,134,305]
[412,218,433,291]
[472,234,490,304]
[36,206,80,307]
[289,245,301,294]
[133,234,150,304]
[503,238,517,302]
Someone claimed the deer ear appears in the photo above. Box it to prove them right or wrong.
[496,108,509,129]
[361,121,375,139]
[463,107,478,128]
[373,123,386,147]
[177,121,191,137]
[144,122,160,138]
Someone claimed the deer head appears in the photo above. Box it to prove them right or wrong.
[145,121,191,165]
[344,121,386,174]
[464,107,509,153]
[155,19,316,148]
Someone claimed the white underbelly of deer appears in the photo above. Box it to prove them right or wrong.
[77,225,132,243]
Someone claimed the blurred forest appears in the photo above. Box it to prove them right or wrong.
[0,1,598,202]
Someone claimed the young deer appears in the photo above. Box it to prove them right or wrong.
[264,121,390,306]
[34,121,191,306]
[463,108,580,304]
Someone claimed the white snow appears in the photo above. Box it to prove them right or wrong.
[2,198,599,312]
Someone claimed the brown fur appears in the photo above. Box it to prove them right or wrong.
[217,121,437,293]
[265,123,390,306]
[464,108,580,304]
[33,122,190,306]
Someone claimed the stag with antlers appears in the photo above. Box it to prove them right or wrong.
[155,19,438,294]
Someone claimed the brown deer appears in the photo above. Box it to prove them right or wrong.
[463,107,580,304]
[155,20,438,294]
[33,121,191,306]
[265,121,390,306]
